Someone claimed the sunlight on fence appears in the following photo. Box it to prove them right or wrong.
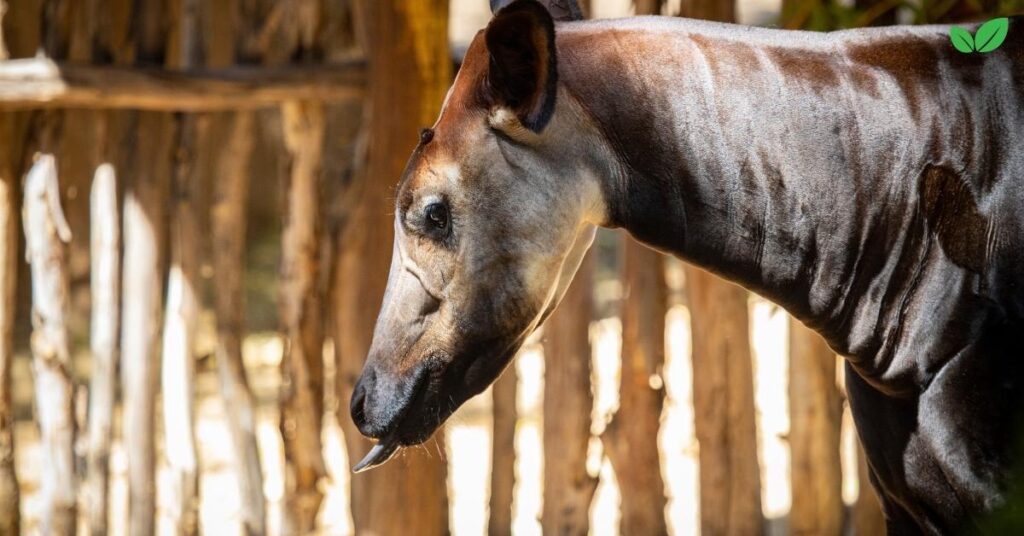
[11,298,860,535]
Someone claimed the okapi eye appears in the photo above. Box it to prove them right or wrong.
[425,203,449,231]
[419,128,434,145]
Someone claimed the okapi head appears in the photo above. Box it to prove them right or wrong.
[350,0,608,470]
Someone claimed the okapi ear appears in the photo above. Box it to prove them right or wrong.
[485,0,560,133]
[490,0,585,22]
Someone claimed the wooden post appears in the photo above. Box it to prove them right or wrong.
[686,267,763,536]
[605,238,668,534]
[160,0,204,532]
[84,162,118,536]
[24,154,76,536]
[0,113,19,536]
[541,253,598,536]
[120,111,175,536]
[208,111,265,536]
[488,360,517,536]
[678,0,734,21]
[333,1,450,534]
[0,6,23,523]
[203,1,267,532]
[634,0,664,14]
[278,99,328,535]
[788,320,843,535]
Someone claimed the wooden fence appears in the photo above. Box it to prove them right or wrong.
[0,0,885,535]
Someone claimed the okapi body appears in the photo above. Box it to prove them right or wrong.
[349,2,1024,533]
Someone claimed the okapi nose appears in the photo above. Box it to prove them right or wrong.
[350,368,376,437]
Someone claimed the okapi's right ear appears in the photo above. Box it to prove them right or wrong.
[484,0,559,133]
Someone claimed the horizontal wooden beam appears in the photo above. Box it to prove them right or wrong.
[0,58,367,111]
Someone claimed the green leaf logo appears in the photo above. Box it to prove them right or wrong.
[950,18,1009,54]
[975,17,1009,52]
[950,26,975,53]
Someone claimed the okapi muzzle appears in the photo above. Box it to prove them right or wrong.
[352,1,1024,532]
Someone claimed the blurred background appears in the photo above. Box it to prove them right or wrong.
[0,0,1022,535]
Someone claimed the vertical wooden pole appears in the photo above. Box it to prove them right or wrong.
[334,1,450,534]
[678,0,734,21]
[161,120,202,536]
[24,154,76,536]
[605,238,668,534]
[686,267,762,536]
[0,113,19,536]
[278,99,327,535]
[209,111,265,536]
[488,360,517,536]
[788,321,843,535]
[204,1,266,533]
[120,0,182,531]
[634,0,664,15]
[85,162,118,536]
[84,1,133,533]
[541,253,598,536]
[120,110,175,536]
[0,7,22,525]
[161,0,203,532]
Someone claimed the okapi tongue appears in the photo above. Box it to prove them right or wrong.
[352,440,400,473]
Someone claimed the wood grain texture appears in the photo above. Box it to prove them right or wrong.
[160,1,202,532]
[0,58,366,111]
[605,238,668,534]
[788,320,843,536]
[24,154,76,536]
[488,361,517,536]
[686,266,763,536]
[278,99,327,535]
[209,110,266,536]
[119,110,174,536]
[541,252,597,536]
[85,161,118,536]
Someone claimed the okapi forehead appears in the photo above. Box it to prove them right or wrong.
[433,33,491,150]
[394,33,494,206]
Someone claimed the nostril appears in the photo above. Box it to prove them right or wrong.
[350,368,377,435]
[350,383,367,427]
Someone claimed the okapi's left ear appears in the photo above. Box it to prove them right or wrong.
[485,0,562,133]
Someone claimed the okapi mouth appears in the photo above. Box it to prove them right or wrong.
[351,343,519,472]
[351,354,462,472]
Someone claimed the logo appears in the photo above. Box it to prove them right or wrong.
[950,18,1009,54]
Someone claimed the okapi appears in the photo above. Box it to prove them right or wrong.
[348,0,1024,532]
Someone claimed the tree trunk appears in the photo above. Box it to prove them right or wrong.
[788,320,843,536]
[0,88,21,536]
[119,0,185,531]
[120,110,175,536]
[161,117,202,536]
[634,0,664,15]
[686,267,762,536]
[209,111,266,536]
[160,2,204,533]
[24,154,76,536]
[541,253,597,536]
[85,161,118,536]
[853,440,886,535]
[488,359,517,536]
[678,0,734,21]
[605,238,668,534]
[333,1,451,534]
[278,99,327,535]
